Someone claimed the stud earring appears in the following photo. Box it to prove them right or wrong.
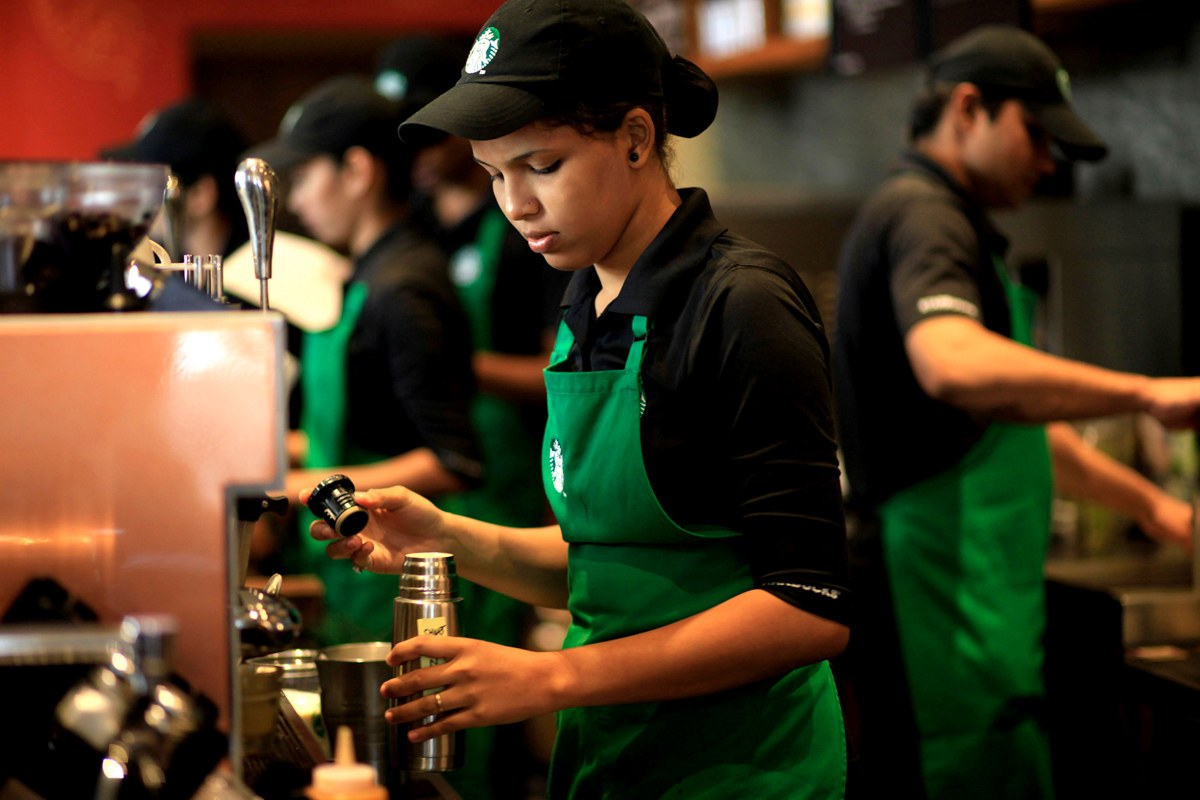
[629,151,639,163]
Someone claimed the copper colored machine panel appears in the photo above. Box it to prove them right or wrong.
[0,311,286,728]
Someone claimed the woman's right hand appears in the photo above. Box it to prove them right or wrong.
[301,486,450,575]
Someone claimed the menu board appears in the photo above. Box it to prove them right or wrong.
[831,0,924,75]
[930,0,1029,51]
[832,0,1030,74]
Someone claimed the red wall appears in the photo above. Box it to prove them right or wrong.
[0,0,499,160]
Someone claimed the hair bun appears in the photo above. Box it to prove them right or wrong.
[662,55,718,138]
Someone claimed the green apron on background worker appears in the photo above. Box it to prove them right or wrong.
[298,281,398,646]
[543,314,847,800]
[879,255,1054,800]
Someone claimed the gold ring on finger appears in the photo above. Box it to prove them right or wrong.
[434,692,444,715]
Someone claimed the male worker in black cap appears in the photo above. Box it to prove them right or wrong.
[103,98,249,259]
[835,25,1200,799]
[255,75,482,646]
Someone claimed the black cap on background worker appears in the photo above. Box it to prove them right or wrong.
[102,98,249,259]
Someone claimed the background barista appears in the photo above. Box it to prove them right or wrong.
[834,25,1200,800]
[102,98,249,259]
[256,76,482,645]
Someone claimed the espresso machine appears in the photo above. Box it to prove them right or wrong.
[0,158,280,315]
[0,158,294,799]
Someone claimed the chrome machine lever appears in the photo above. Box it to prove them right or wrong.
[234,158,278,312]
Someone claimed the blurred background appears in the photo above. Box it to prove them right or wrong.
[11,0,1195,375]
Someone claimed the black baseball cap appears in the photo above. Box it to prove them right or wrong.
[375,35,471,110]
[253,76,405,173]
[102,99,246,184]
[399,0,717,143]
[929,25,1106,161]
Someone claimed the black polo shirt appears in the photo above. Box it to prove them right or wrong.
[834,151,1013,514]
[558,189,850,626]
[344,222,482,482]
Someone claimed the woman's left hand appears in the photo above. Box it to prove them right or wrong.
[382,636,572,743]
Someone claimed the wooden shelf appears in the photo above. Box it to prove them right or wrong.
[1031,0,1142,14]
[691,35,829,80]
[684,0,1146,81]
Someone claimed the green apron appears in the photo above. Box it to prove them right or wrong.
[299,281,400,646]
[879,254,1055,799]
[543,314,846,800]
[437,206,541,800]
[440,206,546,528]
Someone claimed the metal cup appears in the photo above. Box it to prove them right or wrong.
[239,663,283,755]
[315,642,393,780]
[248,649,321,693]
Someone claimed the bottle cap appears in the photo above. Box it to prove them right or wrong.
[308,475,370,538]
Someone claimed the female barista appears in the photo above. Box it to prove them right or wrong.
[304,1,851,796]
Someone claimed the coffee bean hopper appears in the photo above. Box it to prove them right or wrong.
[0,161,169,312]
[0,158,281,314]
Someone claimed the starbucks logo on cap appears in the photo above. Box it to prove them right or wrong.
[1056,67,1072,102]
[548,438,565,496]
[466,27,500,74]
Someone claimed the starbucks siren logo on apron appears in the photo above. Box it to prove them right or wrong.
[465,27,500,74]
[548,438,565,496]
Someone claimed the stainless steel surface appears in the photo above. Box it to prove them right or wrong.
[316,642,393,783]
[235,585,301,657]
[1045,499,1200,646]
[120,613,176,693]
[393,553,464,772]
[51,614,179,750]
[206,254,224,301]
[162,173,185,264]
[234,158,278,312]
[243,688,328,784]
[196,254,211,295]
[247,648,320,693]
[43,612,220,800]
[0,625,124,666]
[183,253,198,287]
[399,551,460,600]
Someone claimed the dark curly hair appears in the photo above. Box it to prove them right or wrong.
[909,83,1010,142]
[540,95,675,171]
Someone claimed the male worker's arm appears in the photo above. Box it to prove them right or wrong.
[1047,421,1192,549]
[905,315,1200,427]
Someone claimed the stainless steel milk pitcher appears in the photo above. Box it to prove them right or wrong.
[391,552,465,772]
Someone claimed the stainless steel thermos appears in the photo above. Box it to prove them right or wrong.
[391,552,464,772]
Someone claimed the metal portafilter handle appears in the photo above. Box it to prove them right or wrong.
[234,157,278,312]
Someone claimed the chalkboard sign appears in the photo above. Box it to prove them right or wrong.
[831,0,923,75]
[832,0,1030,75]
[930,0,1029,51]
